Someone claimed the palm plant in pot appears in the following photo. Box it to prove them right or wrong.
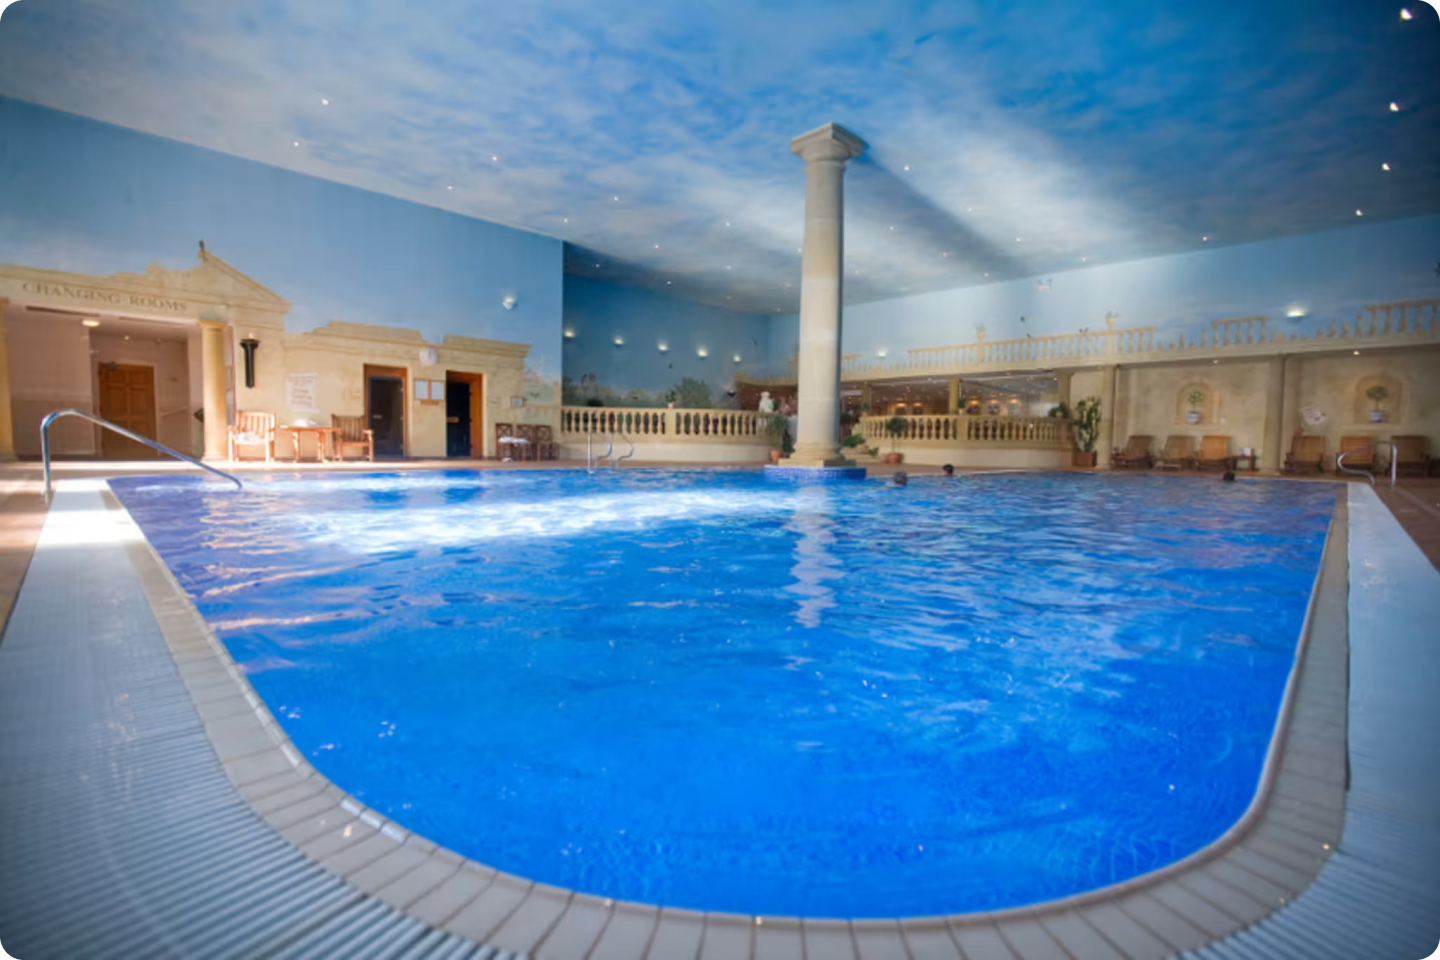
[882,415,909,464]
[763,412,793,464]
[1366,384,1388,423]
[1067,396,1102,467]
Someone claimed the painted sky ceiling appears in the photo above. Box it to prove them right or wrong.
[1,0,1437,316]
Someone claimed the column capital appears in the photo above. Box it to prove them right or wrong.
[790,123,866,164]
[198,318,227,332]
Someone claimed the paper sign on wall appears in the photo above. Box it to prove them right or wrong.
[287,373,320,411]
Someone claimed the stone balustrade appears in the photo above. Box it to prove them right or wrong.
[859,414,1071,448]
[740,297,1440,386]
[561,406,769,441]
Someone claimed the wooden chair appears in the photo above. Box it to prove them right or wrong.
[1337,435,1375,474]
[1111,435,1153,470]
[1191,435,1235,471]
[533,424,560,461]
[496,422,526,461]
[331,414,374,462]
[1392,435,1431,478]
[227,411,276,462]
[1282,435,1326,474]
[1154,435,1192,471]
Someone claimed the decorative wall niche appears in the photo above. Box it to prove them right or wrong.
[1174,381,1219,426]
[1351,373,1405,425]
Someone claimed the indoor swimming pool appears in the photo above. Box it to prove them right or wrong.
[111,469,1337,918]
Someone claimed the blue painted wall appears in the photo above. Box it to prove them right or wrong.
[562,275,770,406]
[767,215,1440,368]
[0,97,564,384]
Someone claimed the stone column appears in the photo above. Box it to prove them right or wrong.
[1096,364,1118,468]
[784,123,866,467]
[199,320,228,461]
[1055,370,1073,409]
[1261,354,1287,473]
[0,299,13,462]
[947,378,961,414]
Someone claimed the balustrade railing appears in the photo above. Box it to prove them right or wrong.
[858,415,1070,447]
[560,406,770,442]
[736,298,1440,386]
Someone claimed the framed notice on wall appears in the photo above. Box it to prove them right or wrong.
[287,373,319,411]
[414,379,446,404]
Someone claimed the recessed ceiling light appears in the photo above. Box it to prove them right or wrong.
[1202,236,1209,241]
[657,342,668,352]
[1356,209,1364,216]
[733,354,742,362]
[942,252,948,257]
[1401,7,1413,17]
[446,185,453,190]
[726,265,732,270]
[1015,237,1022,242]
[612,196,618,201]
[666,280,671,284]
[889,226,895,231]
[613,336,624,346]
[1389,102,1400,111]
[124,335,130,340]
[903,165,910,171]
[1382,162,1391,171]
[654,244,660,248]
[1354,350,1361,355]
[492,156,498,162]
[1081,257,1088,261]
[320,97,329,105]
[984,272,989,277]
[725,222,731,227]
[563,328,575,338]
[82,319,100,327]
[595,263,600,267]
[563,218,568,223]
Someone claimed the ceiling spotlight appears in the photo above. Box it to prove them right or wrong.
[293,141,301,147]
[1382,163,1391,171]
[942,252,948,257]
[564,329,575,338]
[725,222,731,227]
[492,156,499,162]
[654,244,660,249]
[733,354,742,363]
[658,342,668,352]
[1015,237,1023,242]
[320,97,329,105]
[1081,257,1088,261]
[666,280,672,284]
[1354,350,1362,355]
[563,218,568,223]
[889,226,895,231]
[82,319,101,327]
[1401,7,1413,17]
[446,185,453,190]
[697,347,709,357]
[1356,209,1364,216]
[1389,102,1400,112]
[726,265,732,270]
[613,336,624,346]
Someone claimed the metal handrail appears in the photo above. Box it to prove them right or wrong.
[616,432,635,464]
[1336,440,1397,488]
[41,408,243,503]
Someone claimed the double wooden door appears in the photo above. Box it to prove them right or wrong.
[97,363,158,459]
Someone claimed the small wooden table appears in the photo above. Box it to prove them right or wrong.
[281,425,340,463]
[1233,452,1258,472]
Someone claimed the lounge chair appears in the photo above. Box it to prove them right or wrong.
[1337,435,1375,475]
[1282,435,1325,474]
[331,414,374,462]
[1111,435,1154,470]
[1392,435,1431,478]
[1191,435,1234,471]
[1154,435,1192,471]
[227,411,276,462]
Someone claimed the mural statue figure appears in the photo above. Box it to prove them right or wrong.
[757,391,776,413]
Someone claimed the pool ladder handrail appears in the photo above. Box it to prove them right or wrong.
[1336,439,1397,488]
[40,408,244,503]
[615,431,635,464]
[587,430,615,471]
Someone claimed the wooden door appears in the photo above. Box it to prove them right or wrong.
[364,364,408,458]
[98,364,158,459]
[446,371,483,458]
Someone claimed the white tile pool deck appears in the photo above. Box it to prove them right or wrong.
[0,477,1435,959]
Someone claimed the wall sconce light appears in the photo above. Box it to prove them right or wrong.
[239,336,260,388]
[613,336,624,347]
[82,319,101,328]
[733,354,742,363]
[502,296,517,311]
[658,342,668,352]
[697,347,709,358]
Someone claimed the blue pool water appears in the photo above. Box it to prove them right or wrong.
[112,469,1336,918]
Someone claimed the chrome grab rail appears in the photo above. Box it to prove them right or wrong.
[41,408,243,503]
[1336,440,1397,488]
[616,432,635,464]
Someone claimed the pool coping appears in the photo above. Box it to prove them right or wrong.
[100,478,1351,960]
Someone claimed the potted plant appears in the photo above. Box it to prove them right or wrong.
[664,389,677,409]
[763,412,792,464]
[882,415,909,464]
[840,432,869,458]
[1185,390,1205,424]
[1068,396,1102,467]
[1366,384,1388,423]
